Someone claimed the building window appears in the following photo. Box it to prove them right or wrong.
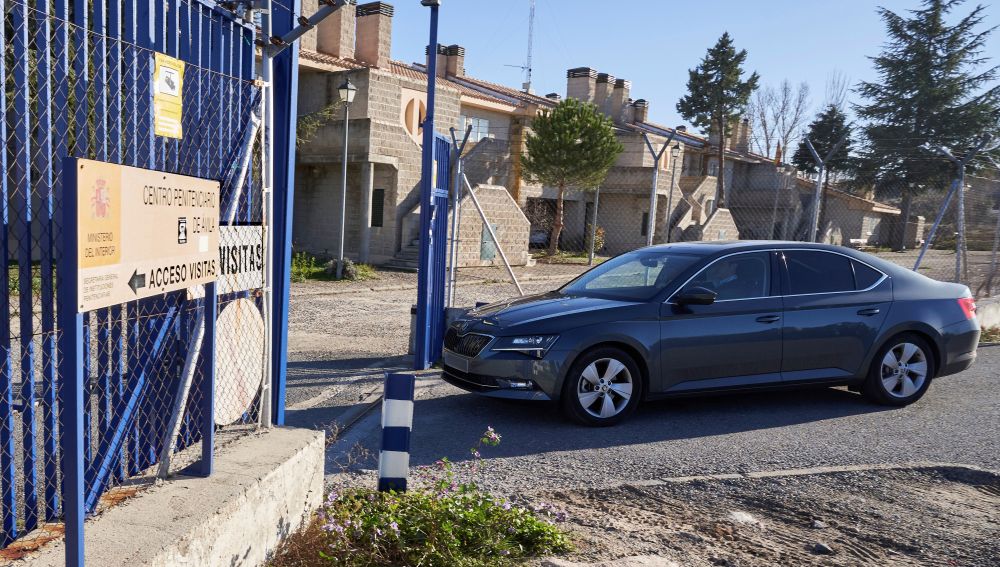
[707,160,719,177]
[459,115,491,142]
[371,188,385,228]
[640,212,649,236]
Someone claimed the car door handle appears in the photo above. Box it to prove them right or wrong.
[857,308,881,316]
[755,315,781,323]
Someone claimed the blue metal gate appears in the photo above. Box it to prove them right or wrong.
[413,134,452,369]
[1,0,263,562]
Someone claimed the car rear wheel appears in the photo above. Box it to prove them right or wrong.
[862,334,934,406]
[561,347,643,426]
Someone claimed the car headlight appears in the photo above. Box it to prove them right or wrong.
[491,335,559,358]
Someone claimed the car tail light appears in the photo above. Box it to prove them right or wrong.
[958,297,977,319]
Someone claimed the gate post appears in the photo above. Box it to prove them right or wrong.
[268,0,303,425]
[57,158,85,567]
[414,0,441,370]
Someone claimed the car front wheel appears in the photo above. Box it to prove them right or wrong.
[863,334,934,406]
[561,347,643,426]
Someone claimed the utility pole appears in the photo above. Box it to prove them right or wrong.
[804,132,850,243]
[642,131,676,246]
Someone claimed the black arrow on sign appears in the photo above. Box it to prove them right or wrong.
[128,269,146,295]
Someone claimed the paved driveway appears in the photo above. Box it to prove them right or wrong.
[333,345,1000,491]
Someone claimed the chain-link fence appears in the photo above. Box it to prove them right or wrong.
[446,133,1000,302]
[2,0,264,554]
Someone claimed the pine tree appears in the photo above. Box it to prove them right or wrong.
[855,0,1000,248]
[521,98,623,255]
[677,32,759,207]
[792,104,853,183]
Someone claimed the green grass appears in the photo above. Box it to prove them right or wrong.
[533,251,607,265]
[291,252,377,283]
[7,263,49,297]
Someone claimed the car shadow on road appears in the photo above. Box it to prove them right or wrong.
[407,384,896,466]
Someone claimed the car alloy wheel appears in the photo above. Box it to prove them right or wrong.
[576,358,633,419]
[880,342,928,399]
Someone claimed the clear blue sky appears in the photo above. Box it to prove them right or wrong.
[386,0,1000,131]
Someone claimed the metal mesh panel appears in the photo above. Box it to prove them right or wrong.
[2,0,264,552]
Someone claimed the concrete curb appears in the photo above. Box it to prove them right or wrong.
[324,372,440,481]
[28,427,325,567]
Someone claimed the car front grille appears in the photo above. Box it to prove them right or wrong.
[443,328,493,358]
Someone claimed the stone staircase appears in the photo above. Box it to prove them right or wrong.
[382,239,421,272]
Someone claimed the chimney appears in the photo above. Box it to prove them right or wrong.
[610,78,630,123]
[676,125,687,133]
[445,44,465,77]
[594,73,615,116]
[317,0,356,59]
[566,67,597,103]
[424,43,448,77]
[632,99,649,123]
[545,93,562,102]
[735,117,750,154]
[355,1,393,68]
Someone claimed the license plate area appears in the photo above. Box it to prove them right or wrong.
[443,351,470,373]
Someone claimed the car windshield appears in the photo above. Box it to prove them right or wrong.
[559,250,700,301]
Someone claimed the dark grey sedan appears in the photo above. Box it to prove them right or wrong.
[441,242,980,426]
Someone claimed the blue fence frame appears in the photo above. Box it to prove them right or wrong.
[1,0,264,563]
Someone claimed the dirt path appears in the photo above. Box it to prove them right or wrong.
[530,466,1000,566]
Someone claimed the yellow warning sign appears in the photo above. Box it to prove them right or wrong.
[153,52,184,139]
[75,159,219,312]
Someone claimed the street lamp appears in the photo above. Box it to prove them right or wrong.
[664,144,681,243]
[335,78,357,279]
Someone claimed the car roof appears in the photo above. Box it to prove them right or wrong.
[645,240,851,255]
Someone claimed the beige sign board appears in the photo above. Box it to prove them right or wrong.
[76,159,220,312]
[153,52,185,139]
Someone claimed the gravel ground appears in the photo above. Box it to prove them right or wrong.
[291,260,1000,565]
[326,346,1000,490]
[285,264,585,426]
[530,466,1000,566]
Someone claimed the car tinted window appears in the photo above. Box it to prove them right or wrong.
[785,251,854,295]
[682,252,771,301]
[561,251,699,301]
[853,260,883,289]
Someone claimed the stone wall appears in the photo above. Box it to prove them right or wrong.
[294,64,464,261]
[453,185,530,267]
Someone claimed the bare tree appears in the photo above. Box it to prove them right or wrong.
[748,80,811,159]
[824,70,850,110]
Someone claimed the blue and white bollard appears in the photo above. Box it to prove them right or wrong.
[378,373,415,492]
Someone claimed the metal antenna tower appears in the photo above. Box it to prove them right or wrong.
[504,0,535,92]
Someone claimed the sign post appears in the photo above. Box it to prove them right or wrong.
[59,158,221,566]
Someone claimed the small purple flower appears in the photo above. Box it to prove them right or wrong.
[390,521,399,532]
[502,502,512,510]
[500,549,511,556]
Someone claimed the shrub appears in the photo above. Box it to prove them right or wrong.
[291,251,321,283]
[269,428,571,567]
[584,224,606,253]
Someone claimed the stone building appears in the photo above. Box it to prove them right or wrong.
[520,67,739,256]
[293,1,545,269]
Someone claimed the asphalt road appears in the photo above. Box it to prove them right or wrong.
[334,345,1000,491]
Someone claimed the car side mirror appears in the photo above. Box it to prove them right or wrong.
[676,286,717,306]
